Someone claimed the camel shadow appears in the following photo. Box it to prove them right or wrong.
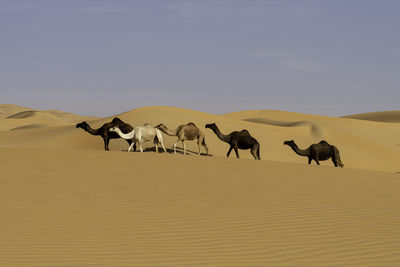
[121,147,212,156]
[170,147,212,156]
[119,147,177,154]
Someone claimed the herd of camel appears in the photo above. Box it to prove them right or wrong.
[76,117,344,167]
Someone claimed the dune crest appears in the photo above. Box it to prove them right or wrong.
[342,111,400,123]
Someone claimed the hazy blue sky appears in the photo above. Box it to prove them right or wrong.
[1,0,399,116]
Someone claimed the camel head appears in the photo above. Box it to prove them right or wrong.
[205,123,216,129]
[76,121,88,129]
[156,123,166,130]
[283,140,295,146]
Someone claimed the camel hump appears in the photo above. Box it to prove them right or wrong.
[144,123,152,126]
[187,122,196,126]
[240,129,250,134]
[319,140,329,145]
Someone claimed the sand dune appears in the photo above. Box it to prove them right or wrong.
[1,104,400,266]
[0,104,36,118]
[1,147,399,267]
[342,110,400,123]
[0,104,98,131]
[0,105,399,172]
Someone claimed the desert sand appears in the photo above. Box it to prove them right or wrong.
[1,104,399,266]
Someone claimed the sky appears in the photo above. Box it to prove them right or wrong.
[1,0,400,117]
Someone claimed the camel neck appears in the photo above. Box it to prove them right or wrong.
[211,126,230,143]
[160,127,177,136]
[115,129,135,139]
[289,143,310,156]
[85,125,100,135]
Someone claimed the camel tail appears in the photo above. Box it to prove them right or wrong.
[155,129,164,144]
[334,147,344,167]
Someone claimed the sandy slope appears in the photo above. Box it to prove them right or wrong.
[1,105,399,266]
[1,147,399,267]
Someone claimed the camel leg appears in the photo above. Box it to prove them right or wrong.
[308,157,312,164]
[201,137,209,155]
[182,141,186,155]
[233,146,240,159]
[127,139,136,151]
[139,141,144,152]
[161,142,167,153]
[128,141,137,152]
[332,157,338,167]
[173,138,180,154]
[103,136,110,151]
[250,148,258,160]
[314,151,320,165]
[203,144,209,155]
[128,142,134,152]
[197,140,201,155]
[153,138,159,153]
[227,146,233,158]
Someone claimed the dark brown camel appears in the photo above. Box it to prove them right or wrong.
[76,117,135,151]
[283,140,344,167]
[205,123,260,160]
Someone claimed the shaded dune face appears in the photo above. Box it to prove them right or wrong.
[244,118,323,137]
[7,110,39,119]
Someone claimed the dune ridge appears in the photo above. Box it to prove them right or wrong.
[342,111,400,122]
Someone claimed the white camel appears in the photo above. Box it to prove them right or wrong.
[109,124,166,153]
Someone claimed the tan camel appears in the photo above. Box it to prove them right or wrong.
[156,123,209,155]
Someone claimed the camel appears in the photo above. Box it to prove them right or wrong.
[156,123,208,155]
[205,123,260,160]
[283,140,344,167]
[76,117,134,151]
[109,124,166,153]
